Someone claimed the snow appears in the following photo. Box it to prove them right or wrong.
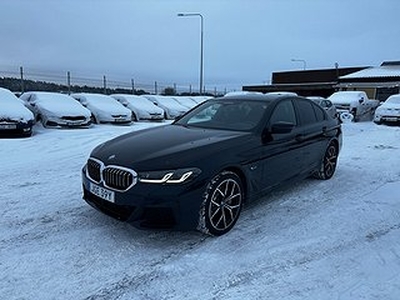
[385,94,400,105]
[147,95,188,111]
[111,94,164,114]
[0,88,34,121]
[340,65,400,79]
[71,93,132,115]
[20,92,91,117]
[1,121,400,299]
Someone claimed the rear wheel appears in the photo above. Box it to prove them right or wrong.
[314,143,338,180]
[198,171,243,236]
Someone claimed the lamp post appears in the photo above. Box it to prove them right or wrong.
[291,58,307,70]
[177,13,204,95]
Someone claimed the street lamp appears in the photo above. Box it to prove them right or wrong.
[177,12,204,95]
[291,58,307,70]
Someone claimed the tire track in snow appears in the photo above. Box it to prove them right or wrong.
[82,235,209,300]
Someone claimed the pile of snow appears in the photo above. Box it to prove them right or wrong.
[1,121,399,299]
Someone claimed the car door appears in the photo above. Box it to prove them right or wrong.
[257,98,305,192]
[293,98,329,173]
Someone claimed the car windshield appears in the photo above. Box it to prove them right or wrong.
[387,96,400,104]
[175,99,270,131]
[311,99,323,106]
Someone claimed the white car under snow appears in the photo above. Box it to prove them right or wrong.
[374,94,400,124]
[171,97,198,110]
[111,94,164,121]
[20,91,92,128]
[71,93,132,124]
[142,95,187,120]
[0,87,34,137]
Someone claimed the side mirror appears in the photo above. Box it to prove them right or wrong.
[270,121,295,134]
[359,97,364,104]
[262,121,295,143]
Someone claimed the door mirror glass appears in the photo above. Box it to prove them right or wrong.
[270,121,295,134]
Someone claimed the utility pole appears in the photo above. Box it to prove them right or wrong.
[20,66,25,93]
[67,71,71,94]
[131,79,135,94]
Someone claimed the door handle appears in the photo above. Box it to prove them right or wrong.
[295,134,305,142]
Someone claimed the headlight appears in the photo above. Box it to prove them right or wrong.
[138,168,201,184]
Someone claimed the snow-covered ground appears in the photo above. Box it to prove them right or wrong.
[1,121,399,300]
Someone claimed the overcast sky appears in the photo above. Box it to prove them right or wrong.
[1,0,399,92]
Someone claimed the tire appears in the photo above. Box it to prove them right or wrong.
[90,114,99,124]
[339,112,354,123]
[314,143,338,180]
[198,171,244,236]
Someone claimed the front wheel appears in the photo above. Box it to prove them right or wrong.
[314,143,338,180]
[198,171,244,236]
[90,114,99,124]
[339,112,354,123]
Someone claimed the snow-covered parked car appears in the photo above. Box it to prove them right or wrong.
[71,93,131,124]
[0,87,34,137]
[190,96,213,104]
[374,94,400,125]
[142,95,187,120]
[20,92,91,128]
[110,94,164,122]
[172,96,198,110]
[308,96,338,119]
[328,91,379,122]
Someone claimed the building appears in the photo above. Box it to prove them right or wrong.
[243,61,400,101]
[338,61,400,101]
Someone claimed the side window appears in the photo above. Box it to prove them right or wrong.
[313,103,326,122]
[269,100,297,125]
[296,99,317,125]
[324,100,333,108]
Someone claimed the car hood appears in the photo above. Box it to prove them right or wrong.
[128,102,164,114]
[88,102,131,115]
[377,102,400,110]
[329,97,359,106]
[37,100,91,117]
[91,124,251,170]
[158,101,187,111]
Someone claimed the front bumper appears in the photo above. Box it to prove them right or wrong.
[0,120,33,137]
[82,167,206,231]
[44,117,91,128]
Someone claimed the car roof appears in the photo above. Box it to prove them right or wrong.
[217,93,297,102]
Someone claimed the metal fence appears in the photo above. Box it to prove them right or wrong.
[0,65,232,96]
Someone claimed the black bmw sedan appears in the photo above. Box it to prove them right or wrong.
[82,93,342,236]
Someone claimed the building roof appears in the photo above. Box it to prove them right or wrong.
[340,61,400,79]
[272,67,367,84]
